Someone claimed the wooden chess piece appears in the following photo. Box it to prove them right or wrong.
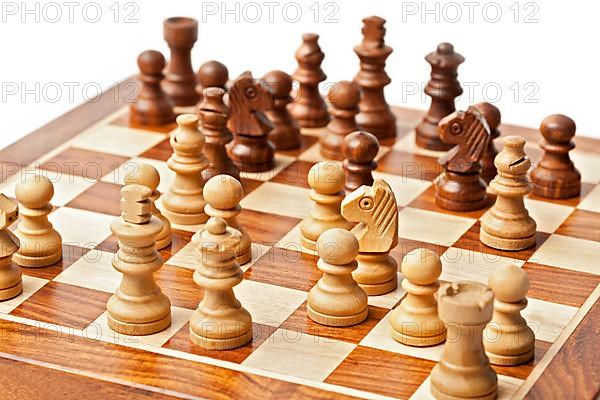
[342,131,379,194]
[434,107,490,211]
[307,228,368,326]
[107,184,171,335]
[204,175,252,265]
[195,60,229,104]
[190,217,252,349]
[481,136,537,251]
[0,195,22,300]
[320,81,360,160]
[474,102,501,184]
[198,87,239,182]
[124,163,172,249]
[162,114,209,225]
[300,162,354,251]
[289,33,329,128]
[130,50,176,127]
[162,17,199,107]
[416,43,465,151]
[390,248,446,346]
[354,16,396,139]
[13,175,62,267]
[227,72,275,172]
[262,70,301,150]
[531,114,581,199]
[341,179,398,295]
[430,281,497,400]
[484,264,535,366]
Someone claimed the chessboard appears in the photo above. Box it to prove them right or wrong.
[0,78,599,400]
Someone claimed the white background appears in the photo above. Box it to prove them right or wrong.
[0,0,598,151]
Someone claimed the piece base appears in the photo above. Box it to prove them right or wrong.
[431,384,497,400]
[0,280,23,301]
[236,247,252,266]
[480,229,536,251]
[155,235,172,250]
[162,209,208,226]
[234,160,275,173]
[299,235,317,252]
[415,122,454,152]
[307,304,368,327]
[390,328,446,347]
[107,312,171,336]
[13,250,62,268]
[358,277,398,296]
[486,347,534,366]
[189,327,253,350]
[532,183,580,200]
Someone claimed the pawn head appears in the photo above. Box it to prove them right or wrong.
[540,114,576,143]
[16,174,54,209]
[327,81,360,109]
[124,163,160,192]
[262,70,293,98]
[402,248,442,286]
[342,131,379,164]
[197,60,229,88]
[204,174,244,210]
[205,216,227,235]
[318,228,359,265]
[308,162,345,195]
[137,50,166,75]
[489,264,529,303]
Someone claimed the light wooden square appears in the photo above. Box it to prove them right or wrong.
[410,375,523,400]
[397,207,477,246]
[524,298,577,343]
[440,248,526,284]
[49,207,114,248]
[0,168,95,206]
[0,276,48,314]
[241,182,312,219]
[54,249,118,293]
[234,279,307,328]
[73,124,167,157]
[578,185,600,213]
[101,157,173,194]
[298,142,389,164]
[393,131,446,159]
[373,172,432,206]
[523,198,574,233]
[274,222,318,257]
[242,328,356,381]
[239,154,297,182]
[89,306,192,347]
[531,234,600,275]
[367,273,407,309]
[360,312,444,362]
[571,150,600,184]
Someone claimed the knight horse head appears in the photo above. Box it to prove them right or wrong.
[227,71,273,137]
[341,179,398,253]
[438,106,491,173]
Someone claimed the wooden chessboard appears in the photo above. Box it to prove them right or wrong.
[0,78,599,399]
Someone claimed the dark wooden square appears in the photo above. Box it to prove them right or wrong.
[40,147,128,181]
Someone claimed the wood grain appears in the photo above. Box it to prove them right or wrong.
[41,147,129,181]
[237,209,301,245]
[0,356,179,400]
[245,248,320,292]
[0,319,357,400]
[408,185,491,219]
[523,262,600,307]
[377,150,443,181]
[555,209,600,243]
[524,295,600,399]
[20,244,90,280]
[325,345,435,399]
[66,181,123,216]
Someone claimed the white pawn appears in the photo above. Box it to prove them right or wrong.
[300,162,354,251]
[190,217,252,350]
[307,228,368,327]
[204,175,252,265]
[125,163,172,249]
[390,248,446,346]
[162,114,209,225]
[0,195,22,300]
[13,175,62,267]
[484,264,535,365]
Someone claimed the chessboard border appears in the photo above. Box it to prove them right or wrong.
[0,76,598,399]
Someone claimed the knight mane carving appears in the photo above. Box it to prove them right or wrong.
[438,107,491,173]
[341,179,398,253]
